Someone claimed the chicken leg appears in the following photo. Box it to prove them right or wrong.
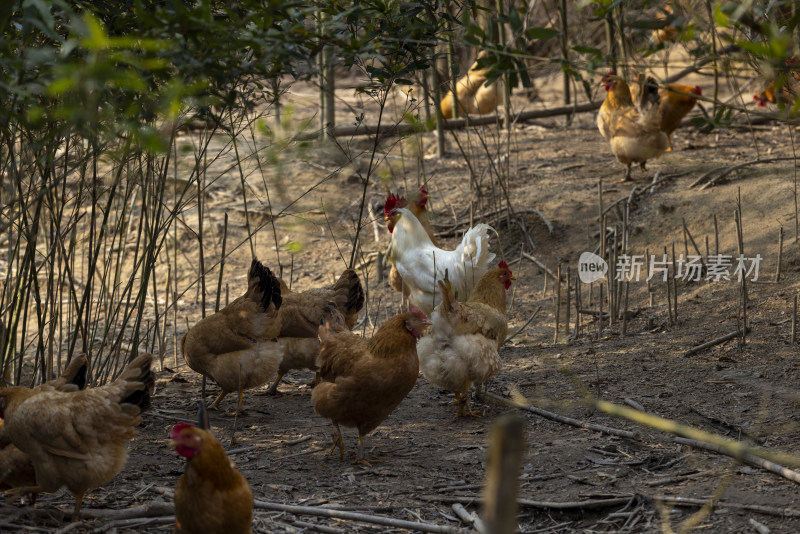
[355,434,378,465]
[73,490,85,521]
[451,377,479,419]
[328,423,344,459]
[208,391,228,410]
[265,373,285,396]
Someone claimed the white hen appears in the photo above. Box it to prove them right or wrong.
[384,194,495,315]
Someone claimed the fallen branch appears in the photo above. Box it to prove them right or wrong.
[252,500,471,534]
[503,306,542,345]
[421,494,633,511]
[683,328,750,357]
[452,503,486,534]
[521,252,559,280]
[434,208,554,238]
[674,436,800,485]
[689,157,800,189]
[484,392,640,440]
[295,102,602,140]
[642,494,800,518]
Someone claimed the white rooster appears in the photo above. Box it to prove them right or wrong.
[384,193,495,315]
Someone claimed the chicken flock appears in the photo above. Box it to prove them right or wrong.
[0,183,514,530]
[0,39,797,532]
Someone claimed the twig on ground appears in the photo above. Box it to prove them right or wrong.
[485,392,640,440]
[503,306,541,345]
[252,500,471,533]
[674,436,800,484]
[683,328,750,357]
[522,252,558,280]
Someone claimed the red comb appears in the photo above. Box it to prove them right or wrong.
[171,422,194,440]
[499,261,509,270]
[384,193,406,216]
[408,304,427,322]
[416,186,429,206]
[694,86,702,96]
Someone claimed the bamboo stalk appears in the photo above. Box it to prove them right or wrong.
[483,415,525,534]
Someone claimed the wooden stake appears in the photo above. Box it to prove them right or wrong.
[554,264,561,344]
[482,415,525,534]
[671,242,678,322]
[665,246,673,325]
[622,281,630,336]
[598,283,604,339]
[574,273,581,339]
[776,226,784,283]
[646,248,653,308]
[792,294,797,344]
[713,214,719,256]
[565,268,571,341]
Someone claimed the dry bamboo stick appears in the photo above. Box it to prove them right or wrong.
[683,328,751,357]
[674,436,800,485]
[483,416,524,534]
[485,392,639,440]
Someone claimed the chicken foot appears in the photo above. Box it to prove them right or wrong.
[265,373,284,396]
[450,378,479,419]
[355,435,379,465]
[328,423,344,460]
[208,391,228,411]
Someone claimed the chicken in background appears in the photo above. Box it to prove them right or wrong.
[265,269,365,395]
[418,262,515,418]
[388,187,438,299]
[440,53,499,119]
[0,353,154,519]
[656,84,702,151]
[182,259,283,413]
[385,193,496,315]
[597,68,634,140]
[312,306,427,462]
[754,56,800,108]
[651,3,677,44]
[1,355,89,501]
[601,74,668,181]
[171,403,253,534]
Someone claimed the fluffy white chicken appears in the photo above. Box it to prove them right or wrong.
[417,263,514,418]
[384,193,495,315]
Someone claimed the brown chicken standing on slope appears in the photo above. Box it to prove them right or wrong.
[171,402,253,534]
[417,262,515,419]
[440,52,499,119]
[265,269,365,395]
[656,84,701,151]
[312,306,427,462]
[181,259,283,413]
[0,353,154,519]
[388,187,438,298]
[1,355,89,501]
[597,68,634,140]
[600,73,667,181]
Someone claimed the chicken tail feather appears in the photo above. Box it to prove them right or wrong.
[62,354,89,391]
[333,269,366,314]
[115,353,155,413]
[437,278,456,316]
[247,258,282,313]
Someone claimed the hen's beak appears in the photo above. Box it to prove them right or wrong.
[511,275,517,280]
[385,216,390,222]
[168,439,178,449]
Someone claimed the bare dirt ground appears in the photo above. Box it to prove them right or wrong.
[5,68,800,533]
